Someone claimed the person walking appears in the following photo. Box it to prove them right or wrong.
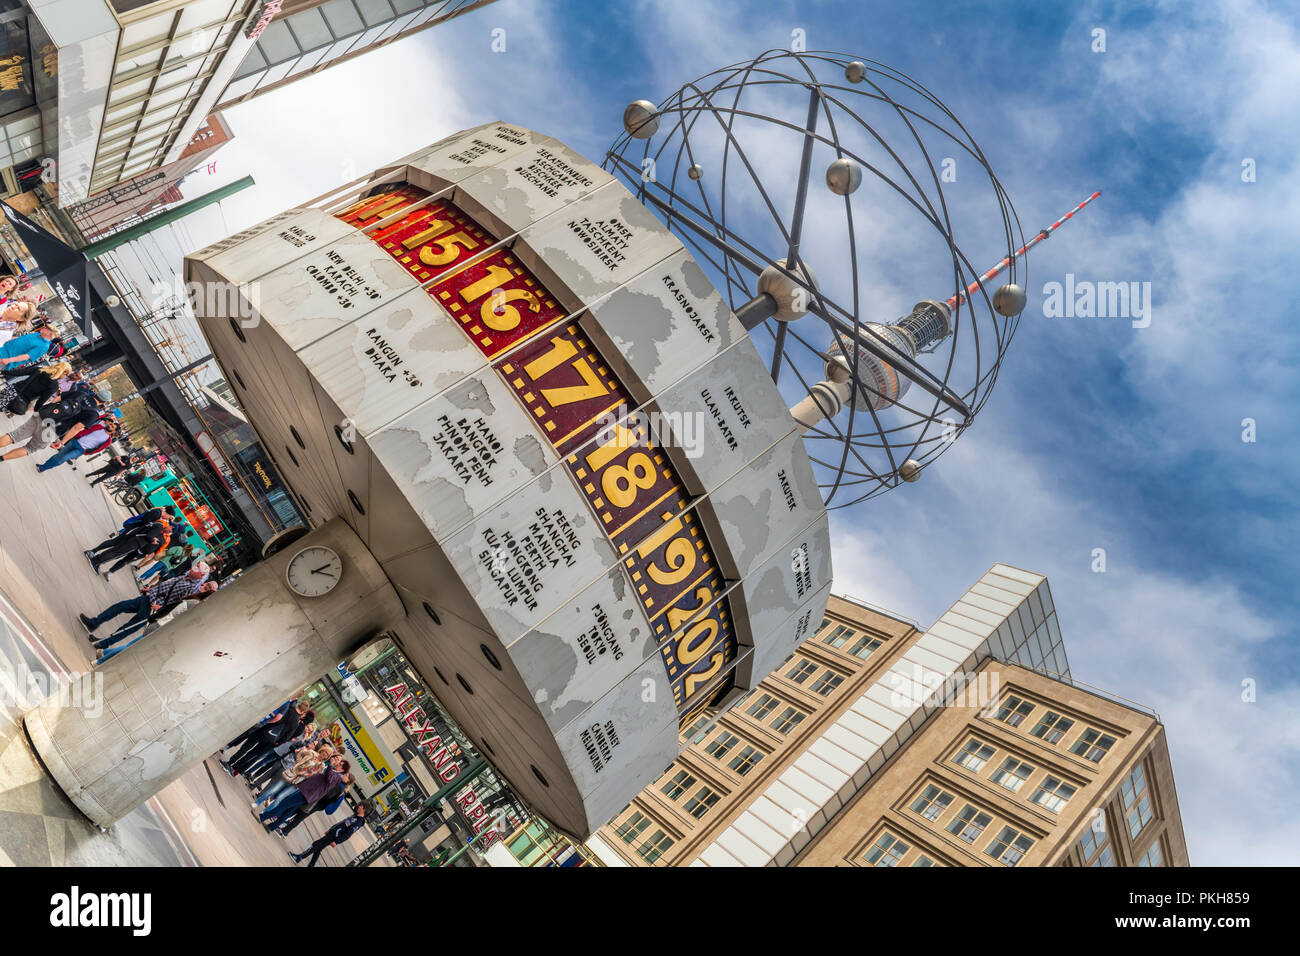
[95,582,218,665]
[35,417,118,472]
[289,804,369,867]
[84,507,176,564]
[258,756,350,829]
[86,451,138,486]
[94,516,170,579]
[78,567,216,659]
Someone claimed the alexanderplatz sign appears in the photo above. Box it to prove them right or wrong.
[25,123,831,840]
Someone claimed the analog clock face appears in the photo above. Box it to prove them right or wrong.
[285,546,342,598]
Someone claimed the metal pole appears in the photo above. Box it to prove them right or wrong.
[945,190,1101,310]
[347,758,489,867]
[113,353,214,402]
[437,821,496,867]
[80,176,256,259]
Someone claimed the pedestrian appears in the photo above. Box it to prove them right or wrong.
[0,359,73,417]
[100,561,214,648]
[221,701,312,777]
[86,451,138,486]
[259,756,350,829]
[252,736,330,808]
[274,772,354,838]
[92,516,170,579]
[94,581,218,665]
[0,315,54,370]
[246,721,332,794]
[290,803,370,867]
[83,507,175,561]
[78,568,217,661]
[221,700,297,758]
[34,417,118,472]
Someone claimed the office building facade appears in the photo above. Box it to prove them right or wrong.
[215,0,498,109]
[794,658,1188,867]
[587,564,1185,867]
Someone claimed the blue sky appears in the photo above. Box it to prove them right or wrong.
[135,0,1297,865]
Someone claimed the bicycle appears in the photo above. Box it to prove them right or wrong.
[102,475,145,509]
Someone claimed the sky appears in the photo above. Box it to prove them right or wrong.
[122,0,1298,866]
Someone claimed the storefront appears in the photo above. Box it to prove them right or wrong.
[318,638,531,866]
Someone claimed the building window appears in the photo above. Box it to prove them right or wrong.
[990,757,1035,793]
[728,745,764,777]
[1030,776,1077,814]
[1090,846,1116,867]
[953,737,996,773]
[1029,710,1075,744]
[746,693,780,720]
[909,784,955,822]
[993,695,1035,727]
[785,659,818,684]
[1071,728,1118,762]
[681,714,712,744]
[810,669,845,696]
[683,785,720,819]
[771,706,806,735]
[1120,763,1154,838]
[637,829,675,864]
[1078,826,1112,866]
[616,812,652,844]
[863,832,910,866]
[912,855,939,867]
[986,826,1035,866]
[946,804,993,843]
[705,731,739,761]
[1137,841,1163,867]
[661,769,696,801]
[847,634,883,659]
[823,624,854,648]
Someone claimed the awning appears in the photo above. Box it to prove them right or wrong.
[0,201,93,335]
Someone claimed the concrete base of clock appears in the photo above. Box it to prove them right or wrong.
[23,519,403,828]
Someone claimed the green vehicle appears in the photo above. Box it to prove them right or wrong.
[134,468,240,555]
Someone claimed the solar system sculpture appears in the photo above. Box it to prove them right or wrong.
[24,50,1095,843]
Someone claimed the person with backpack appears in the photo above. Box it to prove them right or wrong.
[0,381,113,464]
[83,508,177,576]
[275,773,357,839]
[35,416,119,472]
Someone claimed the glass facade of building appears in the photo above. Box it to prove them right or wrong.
[218,0,493,106]
[91,0,253,194]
